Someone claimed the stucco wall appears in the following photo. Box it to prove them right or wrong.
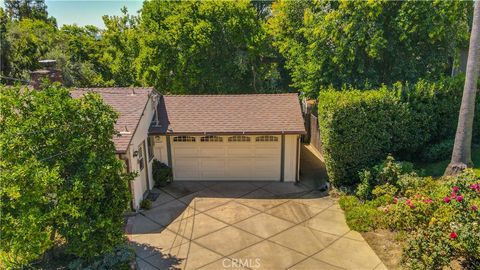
[283,134,299,182]
[152,135,169,165]
[127,96,156,210]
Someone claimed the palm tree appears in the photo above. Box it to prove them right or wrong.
[445,0,480,176]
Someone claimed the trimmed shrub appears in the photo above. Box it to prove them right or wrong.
[318,76,479,186]
[152,160,172,187]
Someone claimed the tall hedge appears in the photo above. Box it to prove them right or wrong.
[318,76,479,186]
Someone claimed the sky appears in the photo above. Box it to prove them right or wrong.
[1,0,143,28]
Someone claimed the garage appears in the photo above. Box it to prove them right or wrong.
[172,135,281,180]
[149,94,306,182]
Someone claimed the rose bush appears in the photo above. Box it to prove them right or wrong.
[340,156,480,269]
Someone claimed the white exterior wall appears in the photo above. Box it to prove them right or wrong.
[127,97,156,210]
[152,135,169,165]
[283,134,299,182]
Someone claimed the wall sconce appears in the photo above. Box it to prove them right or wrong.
[133,150,139,157]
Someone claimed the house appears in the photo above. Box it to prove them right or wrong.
[73,89,306,210]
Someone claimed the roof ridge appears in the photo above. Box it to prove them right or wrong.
[163,93,298,97]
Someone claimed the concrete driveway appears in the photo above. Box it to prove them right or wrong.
[127,146,386,270]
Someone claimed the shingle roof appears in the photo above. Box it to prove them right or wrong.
[149,93,305,135]
[71,87,154,154]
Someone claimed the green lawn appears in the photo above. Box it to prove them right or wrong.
[415,144,480,177]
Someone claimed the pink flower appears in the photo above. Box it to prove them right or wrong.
[472,205,478,212]
[450,192,457,198]
[423,198,433,204]
[383,207,389,213]
[393,197,398,204]
[470,183,479,190]
[456,195,463,202]
[444,197,451,203]
[450,231,458,239]
[406,199,415,209]
[452,186,459,193]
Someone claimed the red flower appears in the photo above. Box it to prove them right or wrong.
[450,231,458,239]
[472,205,478,212]
[456,195,463,202]
[393,197,398,204]
[406,199,415,209]
[452,186,459,193]
[423,198,433,203]
[444,197,451,203]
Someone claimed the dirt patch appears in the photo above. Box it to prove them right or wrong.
[362,230,403,270]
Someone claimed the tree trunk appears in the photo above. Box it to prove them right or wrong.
[445,1,480,176]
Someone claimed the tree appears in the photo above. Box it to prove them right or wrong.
[3,0,56,25]
[0,84,133,267]
[268,0,473,98]
[100,7,140,87]
[4,18,58,79]
[445,1,480,176]
[137,0,281,94]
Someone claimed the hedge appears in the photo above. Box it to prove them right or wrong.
[317,76,480,186]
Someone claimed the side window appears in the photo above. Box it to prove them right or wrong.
[200,136,223,142]
[255,135,278,142]
[147,137,154,161]
[173,136,196,142]
[228,135,250,142]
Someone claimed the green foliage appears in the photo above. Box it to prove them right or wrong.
[0,84,133,267]
[317,77,479,186]
[4,0,56,25]
[69,245,134,270]
[140,199,152,210]
[138,0,283,94]
[420,139,454,162]
[152,160,172,187]
[341,168,480,269]
[268,0,473,98]
[4,18,58,79]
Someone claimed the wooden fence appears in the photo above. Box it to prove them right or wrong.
[309,114,322,155]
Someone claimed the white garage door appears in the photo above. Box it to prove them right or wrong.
[172,135,281,180]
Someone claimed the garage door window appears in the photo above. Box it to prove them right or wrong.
[173,136,196,142]
[228,135,250,142]
[200,135,223,142]
[255,135,278,142]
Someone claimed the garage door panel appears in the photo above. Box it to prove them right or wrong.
[199,146,225,157]
[226,147,253,156]
[225,158,252,178]
[172,137,281,180]
[254,147,280,157]
[174,158,199,179]
[174,146,199,157]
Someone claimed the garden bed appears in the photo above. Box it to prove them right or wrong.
[338,156,480,269]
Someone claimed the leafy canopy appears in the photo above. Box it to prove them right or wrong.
[0,84,133,267]
[268,0,473,98]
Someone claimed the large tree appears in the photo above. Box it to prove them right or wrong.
[445,1,480,176]
[3,0,55,25]
[268,0,473,98]
[0,84,133,267]
[137,0,281,94]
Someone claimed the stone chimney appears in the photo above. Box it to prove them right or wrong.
[29,60,63,89]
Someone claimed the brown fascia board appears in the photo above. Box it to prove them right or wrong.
[148,130,307,136]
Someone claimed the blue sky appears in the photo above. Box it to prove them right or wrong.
[1,0,143,28]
